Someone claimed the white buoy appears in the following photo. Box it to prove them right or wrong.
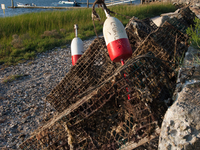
[103,8,132,62]
[71,24,84,66]
[103,7,132,100]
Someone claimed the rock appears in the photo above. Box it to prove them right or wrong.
[151,16,170,27]
[159,83,200,150]
[159,46,200,150]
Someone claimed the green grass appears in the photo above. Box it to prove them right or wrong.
[186,17,200,65]
[0,3,176,66]
[2,74,24,83]
[186,17,200,49]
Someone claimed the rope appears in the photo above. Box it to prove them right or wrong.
[92,0,132,42]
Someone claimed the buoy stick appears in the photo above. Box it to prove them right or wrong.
[103,5,132,100]
[121,59,125,65]
[103,5,110,18]
[121,59,130,100]
[74,24,78,37]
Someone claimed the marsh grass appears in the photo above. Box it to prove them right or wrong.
[186,17,200,65]
[2,74,24,83]
[0,3,176,66]
[186,17,200,49]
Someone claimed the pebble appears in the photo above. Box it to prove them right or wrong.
[0,36,97,149]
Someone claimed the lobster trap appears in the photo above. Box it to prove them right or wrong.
[46,38,121,113]
[125,17,157,52]
[46,16,160,113]
[132,20,188,67]
[142,18,158,31]
[166,17,189,34]
[46,11,190,113]
[26,5,198,149]
[20,53,176,150]
[179,6,198,27]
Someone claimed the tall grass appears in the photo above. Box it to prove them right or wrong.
[186,17,200,65]
[0,3,176,66]
[186,17,200,48]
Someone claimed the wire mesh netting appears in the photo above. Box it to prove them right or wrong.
[125,17,157,52]
[20,53,176,150]
[46,38,121,113]
[166,17,189,34]
[46,9,190,113]
[131,20,188,67]
[179,6,198,26]
[46,16,159,113]
[142,18,158,31]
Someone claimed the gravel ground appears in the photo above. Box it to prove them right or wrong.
[0,36,97,149]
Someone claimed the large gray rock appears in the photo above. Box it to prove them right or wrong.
[158,46,200,149]
[151,15,170,27]
[158,83,200,150]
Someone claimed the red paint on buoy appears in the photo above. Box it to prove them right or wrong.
[107,38,132,62]
[71,54,82,66]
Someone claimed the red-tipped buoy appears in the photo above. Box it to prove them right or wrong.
[71,24,84,66]
[103,12,132,62]
[103,7,132,100]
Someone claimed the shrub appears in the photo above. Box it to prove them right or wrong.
[41,30,62,39]
[186,17,200,48]
[24,51,36,60]
[11,34,24,49]
[60,28,67,34]
[2,74,23,83]
[21,33,31,40]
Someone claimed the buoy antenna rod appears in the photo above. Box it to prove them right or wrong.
[74,24,78,37]
[102,5,110,18]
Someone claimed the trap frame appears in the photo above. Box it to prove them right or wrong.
[131,20,188,67]
[46,38,120,113]
[179,6,198,27]
[20,53,176,150]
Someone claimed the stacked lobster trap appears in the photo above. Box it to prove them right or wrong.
[125,17,158,52]
[20,53,176,150]
[131,19,189,67]
[46,38,121,113]
[19,6,198,150]
[179,6,197,26]
[45,6,195,113]
[166,17,189,34]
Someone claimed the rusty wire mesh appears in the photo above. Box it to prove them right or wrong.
[46,12,189,113]
[166,17,189,34]
[179,6,198,26]
[131,20,188,67]
[125,17,157,54]
[20,53,176,150]
[46,38,121,113]
[142,18,158,31]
